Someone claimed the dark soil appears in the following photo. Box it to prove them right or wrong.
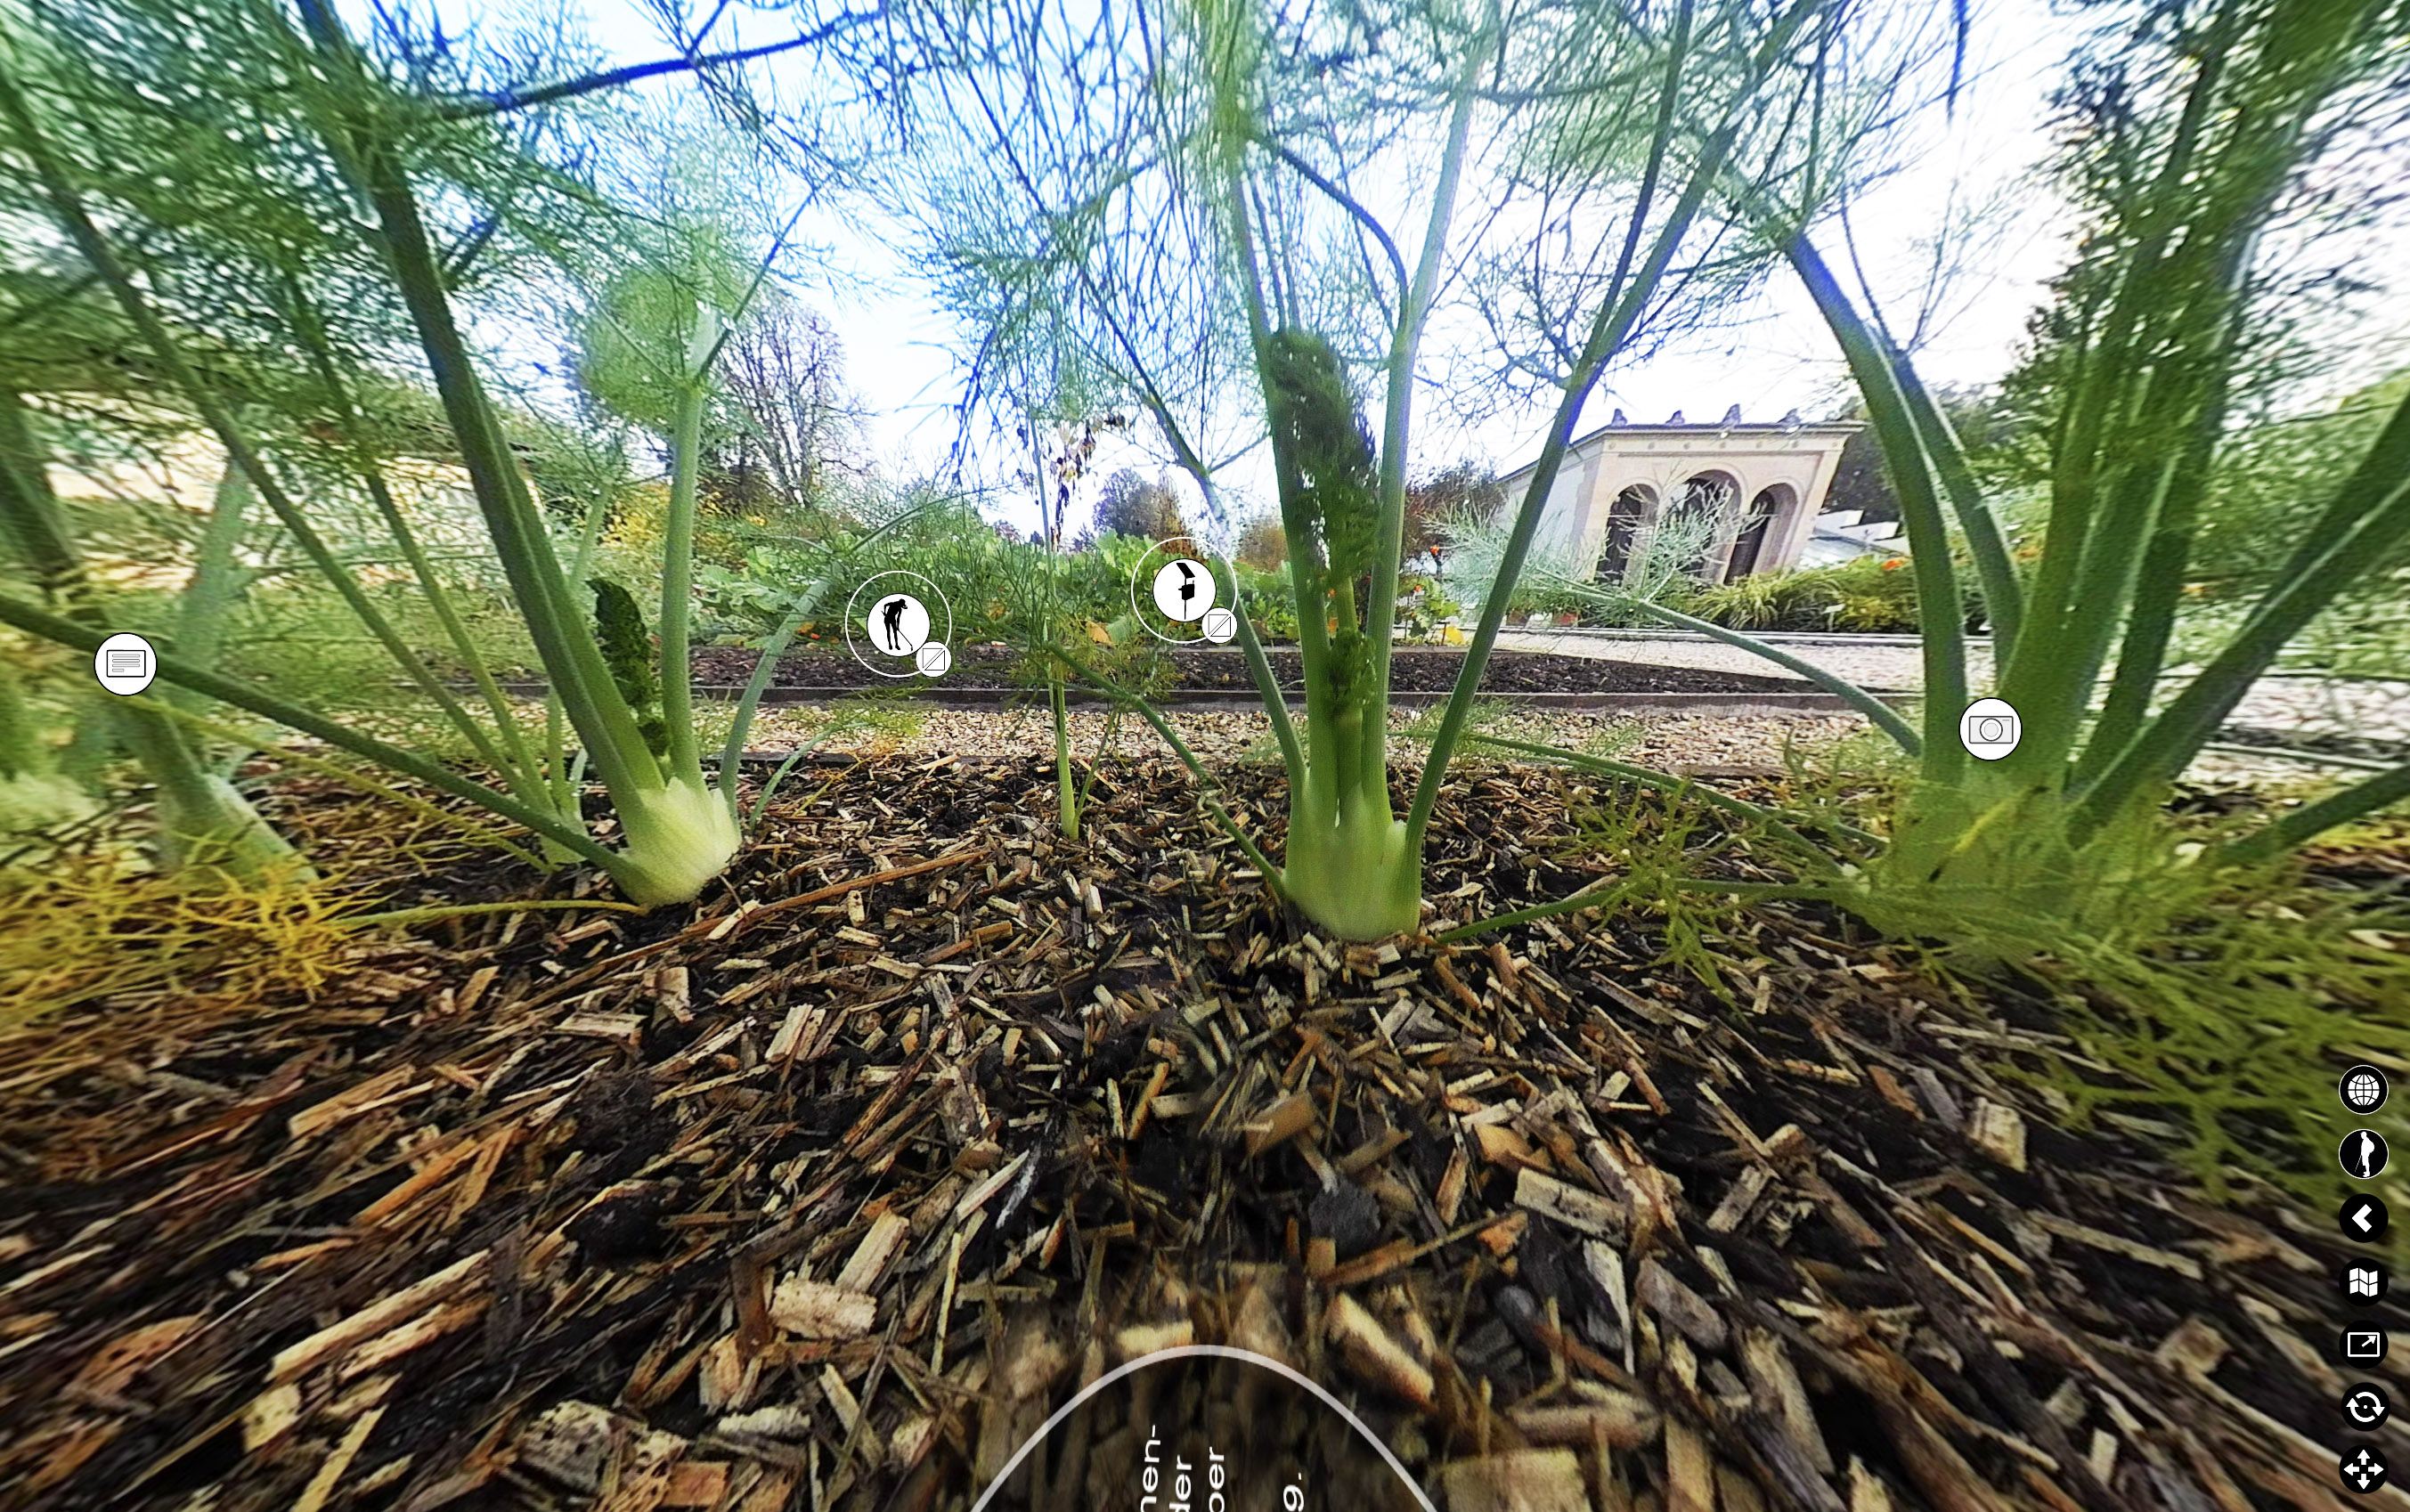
[0,762,2390,1512]
[685,644,1811,695]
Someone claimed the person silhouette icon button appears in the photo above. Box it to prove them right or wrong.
[2344,1129,2391,1181]
[867,594,930,656]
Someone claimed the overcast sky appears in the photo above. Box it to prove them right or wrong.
[393,0,2303,537]
[493,1,2100,527]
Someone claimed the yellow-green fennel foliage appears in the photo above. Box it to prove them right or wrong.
[590,578,672,761]
[1261,329,1419,939]
[1263,329,1380,695]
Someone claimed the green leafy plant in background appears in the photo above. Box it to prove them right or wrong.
[0,662,97,866]
[0,398,303,883]
[1437,490,1728,629]
[1534,0,2410,932]
[1680,553,1926,633]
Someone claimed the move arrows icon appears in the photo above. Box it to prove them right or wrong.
[2343,1193,2390,1243]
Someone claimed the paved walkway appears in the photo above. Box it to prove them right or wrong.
[1494,630,2410,745]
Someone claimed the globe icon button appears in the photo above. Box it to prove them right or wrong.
[2344,1065,2390,1116]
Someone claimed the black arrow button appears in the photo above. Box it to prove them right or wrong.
[2343,1194,2390,1242]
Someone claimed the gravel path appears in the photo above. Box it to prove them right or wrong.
[1494,630,2410,744]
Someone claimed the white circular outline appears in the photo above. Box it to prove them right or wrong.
[842,571,954,679]
[965,1345,1437,1512]
[1128,536,1245,646]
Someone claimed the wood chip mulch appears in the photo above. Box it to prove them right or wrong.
[0,760,2391,1512]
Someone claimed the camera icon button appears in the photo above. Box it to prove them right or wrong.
[1959,697,2021,760]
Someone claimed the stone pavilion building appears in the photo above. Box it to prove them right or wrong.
[1494,407,1861,583]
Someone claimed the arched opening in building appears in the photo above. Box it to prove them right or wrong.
[1725,484,1793,580]
[1668,471,1739,580]
[1595,484,1656,581]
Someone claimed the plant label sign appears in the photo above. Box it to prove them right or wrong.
[1152,558,1214,622]
[969,1345,1431,1512]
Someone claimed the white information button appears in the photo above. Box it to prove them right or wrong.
[94,632,159,696]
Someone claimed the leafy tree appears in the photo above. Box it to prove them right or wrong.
[1820,385,2028,527]
[1402,460,1501,561]
[708,296,867,516]
[1080,468,1186,546]
[1234,515,1288,571]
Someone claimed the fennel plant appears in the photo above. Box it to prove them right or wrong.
[0,0,829,905]
[885,0,1920,938]
[1541,0,2410,946]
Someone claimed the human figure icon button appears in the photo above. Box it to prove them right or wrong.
[94,632,159,695]
[2346,1262,2389,1305]
[1151,558,1213,622]
[2345,1383,2392,1432]
[2345,1129,2390,1181]
[2343,1445,2390,1495]
[2343,1193,2390,1243]
[868,593,931,656]
[2343,1065,2390,1116]
[1201,606,1236,644]
[1959,697,2021,760]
